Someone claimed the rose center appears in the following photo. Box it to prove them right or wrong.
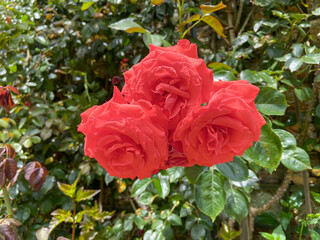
[199,125,230,153]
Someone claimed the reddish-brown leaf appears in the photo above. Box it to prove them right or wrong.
[24,162,48,192]
[0,158,6,187]
[4,158,17,180]
[0,224,16,240]
[5,86,19,95]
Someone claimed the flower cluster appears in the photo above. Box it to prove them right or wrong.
[78,40,266,179]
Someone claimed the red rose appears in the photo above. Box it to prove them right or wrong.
[122,40,213,129]
[78,87,168,179]
[173,80,266,167]
[160,145,190,170]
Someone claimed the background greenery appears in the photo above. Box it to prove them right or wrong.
[1,0,320,239]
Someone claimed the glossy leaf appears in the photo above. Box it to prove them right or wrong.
[109,19,146,33]
[185,165,203,184]
[131,178,152,197]
[243,120,282,172]
[24,162,48,192]
[255,87,287,115]
[216,157,248,181]
[194,169,225,221]
[224,184,249,222]
[281,147,311,171]
[153,177,170,199]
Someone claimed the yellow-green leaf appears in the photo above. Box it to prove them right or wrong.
[201,15,226,38]
[181,14,201,26]
[151,0,165,5]
[200,2,226,14]
[125,27,146,33]
[81,2,94,11]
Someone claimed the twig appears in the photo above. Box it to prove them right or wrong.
[238,7,255,36]
[234,0,244,31]
[249,170,293,234]
[298,66,320,216]
[226,7,235,42]
[240,216,251,240]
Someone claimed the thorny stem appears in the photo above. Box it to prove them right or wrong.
[249,170,293,235]
[2,186,13,217]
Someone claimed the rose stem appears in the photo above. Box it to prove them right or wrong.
[2,186,13,217]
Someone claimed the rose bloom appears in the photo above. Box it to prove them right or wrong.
[122,39,213,130]
[173,80,266,167]
[78,87,168,179]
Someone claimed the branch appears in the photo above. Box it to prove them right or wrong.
[249,170,293,233]
[238,7,255,36]
[234,0,244,31]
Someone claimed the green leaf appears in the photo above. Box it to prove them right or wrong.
[294,87,313,102]
[191,224,206,239]
[274,129,304,171]
[279,212,293,231]
[35,36,50,46]
[310,229,320,240]
[109,18,146,33]
[311,191,320,204]
[185,165,203,184]
[240,70,277,88]
[165,167,184,182]
[224,183,249,222]
[153,176,170,199]
[255,87,287,115]
[131,178,152,197]
[216,157,248,181]
[285,57,303,72]
[138,192,153,205]
[232,170,259,187]
[302,54,320,64]
[81,2,95,10]
[312,8,320,16]
[273,225,286,240]
[243,120,282,173]
[104,172,114,185]
[194,169,226,221]
[75,187,100,202]
[213,71,237,81]
[57,179,78,198]
[22,138,33,148]
[168,214,182,226]
[291,44,304,57]
[0,119,9,128]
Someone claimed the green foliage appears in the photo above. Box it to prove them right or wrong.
[1,0,320,239]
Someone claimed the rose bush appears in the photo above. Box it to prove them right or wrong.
[122,39,213,130]
[78,87,168,179]
[173,80,266,166]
